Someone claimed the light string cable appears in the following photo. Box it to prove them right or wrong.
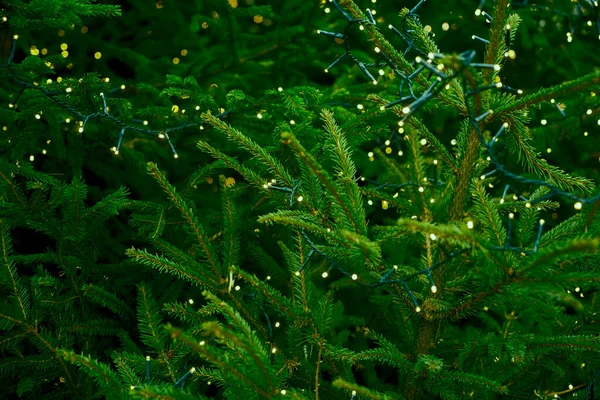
[300,229,469,312]
[1,35,231,157]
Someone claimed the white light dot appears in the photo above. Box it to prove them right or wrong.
[420,138,427,145]
[467,221,474,229]
[295,271,300,276]
[357,104,364,110]
[415,306,421,312]
[278,87,283,92]
[575,287,580,292]
[272,347,277,353]
[275,322,280,327]
[66,87,72,93]
[418,187,424,192]
[431,285,437,293]
[234,285,240,291]
[429,233,437,240]
[541,119,547,125]
[322,272,328,278]
[508,213,514,219]
[281,390,287,395]
[29,155,35,161]
[402,106,410,114]
[539,219,545,225]
[351,274,358,280]
[257,113,263,119]
[374,47,381,53]
[574,202,583,210]
[297,196,303,202]
[200,340,205,345]
[367,151,374,157]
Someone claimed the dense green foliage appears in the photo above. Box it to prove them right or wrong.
[1,0,600,399]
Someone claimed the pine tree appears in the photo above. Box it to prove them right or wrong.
[1,0,600,399]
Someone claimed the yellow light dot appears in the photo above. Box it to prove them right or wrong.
[574,202,582,210]
[94,52,102,59]
[30,48,40,56]
[2,126,6,131]
[181,49,188,56]
[507,49,516,59]
[322,272,328,278]
[41,48,48,55]
[172,57,180,64]
[226,177,236,187]
[172,105,179,113]
[424,25,432,32]
[254,15,264,24]
[382,200,389,210]
[61,50,69,58]
[385,147,392,154]
[60,43,68,51]
[58,30,65,37]
[81,26,88,33]
[229,0,238,7]
[442,22,449,31]
[351,274,358,280]
[202,22,209,29]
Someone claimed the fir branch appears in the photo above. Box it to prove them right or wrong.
[483,0,511,83]
[202,111,295,187]
[280,131,364,235]
[0,220,28,320]
[58,350,123,397]
[322,109,368,236]
[167,325,275,399]
[493,71,600,120]
[197,140,267,190]
[125,248,220,291]
[147,162,223,280]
